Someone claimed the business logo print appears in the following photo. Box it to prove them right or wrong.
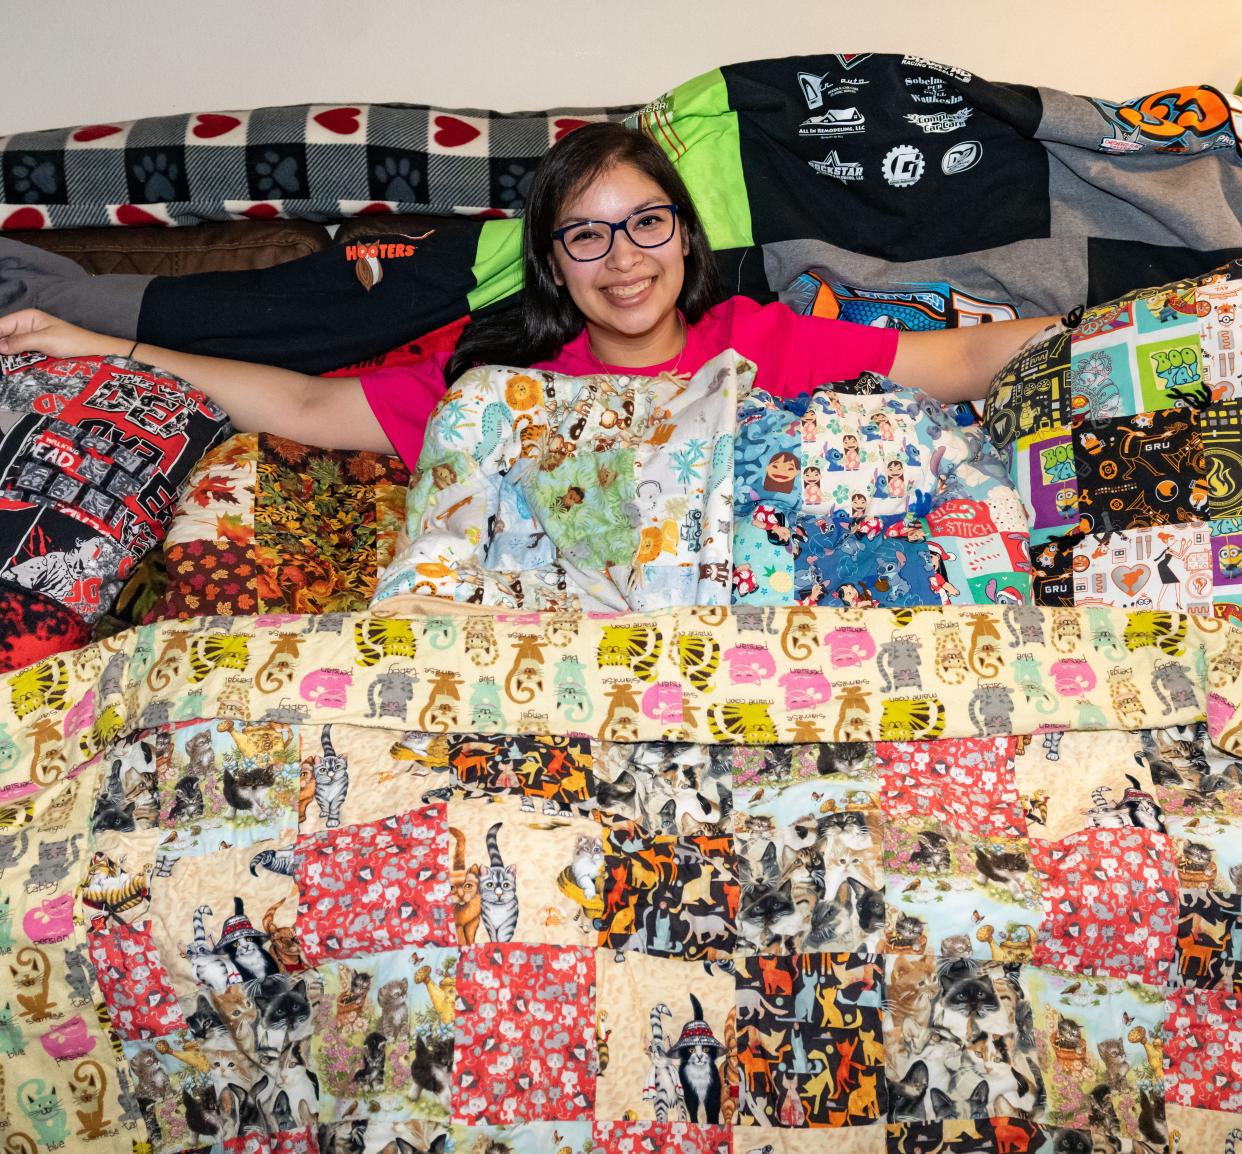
[941,140,982,174]
[807,151,863,182]
[882,145,925,188]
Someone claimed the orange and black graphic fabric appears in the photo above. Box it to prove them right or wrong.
[600,828,739,959]
[735,951,886,1126]
[1071,408,1202,534]
[447,733,594,810]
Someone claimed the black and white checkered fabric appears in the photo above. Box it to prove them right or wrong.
[0,103,633,229]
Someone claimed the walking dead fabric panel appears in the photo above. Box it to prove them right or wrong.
[0,56,1238,374]
[3,604,1242,1154]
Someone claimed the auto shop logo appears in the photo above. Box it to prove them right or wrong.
[882,145,924,187]
[904,108,973,134]
[941,140,982,174]
[797,58,873,109]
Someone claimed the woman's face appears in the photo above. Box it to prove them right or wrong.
[550,162,688,366]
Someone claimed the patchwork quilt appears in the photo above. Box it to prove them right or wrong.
[985,260,1242,622]
[1,57,1238,374]
[374,353,1026,615]
[3,603,1242,1153]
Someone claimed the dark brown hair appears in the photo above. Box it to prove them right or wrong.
[445,122,724,382]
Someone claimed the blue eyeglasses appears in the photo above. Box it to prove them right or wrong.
[551,203,680,262]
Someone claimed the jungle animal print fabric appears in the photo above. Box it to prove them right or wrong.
[4,603,1242,1152]
[375,351,1027,614]
[984,261,1242,621]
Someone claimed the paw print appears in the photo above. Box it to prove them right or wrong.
[254,150,301,195]
[496,162,532,208]
[131,153,179,202]
[374,156,419,201]
[10,155,58,202]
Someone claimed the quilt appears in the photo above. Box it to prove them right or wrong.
[1,57,1238,374]
[4,603,1242,1153]
[985,260,1242,623]
[373,353,1025,615]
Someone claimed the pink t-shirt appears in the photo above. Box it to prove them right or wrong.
[360,295,898,468]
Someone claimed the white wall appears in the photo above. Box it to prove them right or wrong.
[3,0,1240,137]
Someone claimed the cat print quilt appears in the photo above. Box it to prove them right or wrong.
[4,603,1242,1153]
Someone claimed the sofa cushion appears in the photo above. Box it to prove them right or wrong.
[15,220,331,276]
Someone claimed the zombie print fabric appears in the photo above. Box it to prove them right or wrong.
[3,603,1242,1150]
[0,352,229,625]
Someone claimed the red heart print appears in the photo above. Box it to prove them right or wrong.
[433,116,480,148]
[241,203,279,219]
[314,107,361,135]
[193,114,241,139]
[553,118,589,141]
[72,124,122,143]
[358,202,394,215]
[470,209,508,220]
[1,207,46,229]
[115,205,166,227]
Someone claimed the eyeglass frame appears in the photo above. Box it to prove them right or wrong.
[550,203,681,262]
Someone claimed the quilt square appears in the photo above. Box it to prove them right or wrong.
[1069,337,1134,420]
[294,806,453,965]
[1203,402,1242,519]
[1072,409,1202,533]
[1071,522,1212,614]
[593,949,733,1125]
[311,946,455,1124]
[882,955,1044,1123]
[883,822,1038,961]
[1024,966,1167,1141]
[452,942,595,1125]
[449,733,593,814]
[600,828,738,959]
[1031,828,1178,984]
[591,1120,734,1153]
[736,951,885,1127]
[878,737,1024,838]
[446,794,605,948]
[1135,327,1207,412]
[1199,279,1242,402]
[87,919,185,1040]
[594,740,731,836]
[1172,891,1242,992]
[1014,427,1079,535]
[1164,987,1242,1111]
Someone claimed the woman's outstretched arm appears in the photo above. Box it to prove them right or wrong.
[888,314,1060,404]
[0,308,394,454]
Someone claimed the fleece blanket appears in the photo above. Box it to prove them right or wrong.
[3,603,1242,1153]
[0,56,1238,372]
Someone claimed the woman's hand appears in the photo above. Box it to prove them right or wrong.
[0,308,396,457]
[0,308,128,360]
